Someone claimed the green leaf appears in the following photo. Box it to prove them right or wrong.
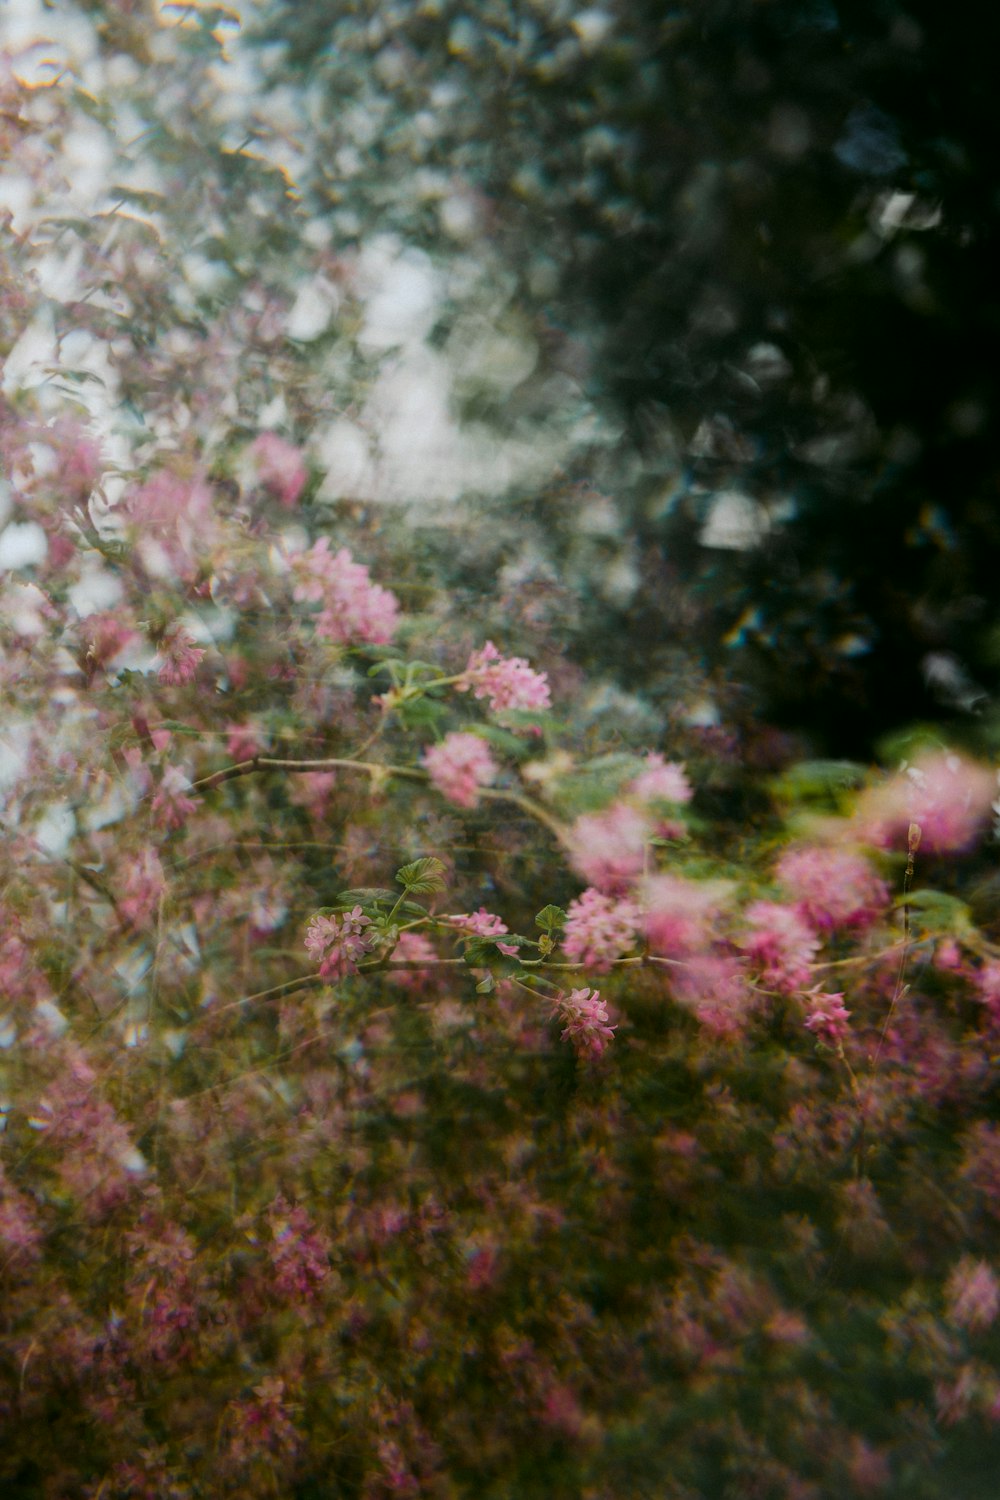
[535,904,566,932]
[773,760,867,805]
[897,888,974,936]
[476,975,495,994]
[336,888,399,906]
[395,858,447,894]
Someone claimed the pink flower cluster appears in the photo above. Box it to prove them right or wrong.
[568,802,651,893]
[628,753,693,805]
[563,888,641,972]
[249,432,308,509]
[802,988,852,1047]
[642,874,721,959]
[304,906,375,981]
[422,732,498,809]
[118,849,166,927]
[742,901,819,992]
[855,750,996,854]
[267,1195,330,1302]
[775,844,889,931]
[552,987,616,1059]
[157,625,205,686]
[946,1256,1000,1332]
[448,907,519,956]
[151,765,198,831]
[291,538,399,645]
[458,641,551,715]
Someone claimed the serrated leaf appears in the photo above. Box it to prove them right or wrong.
[395,857,447,894]
[535,904,566,932]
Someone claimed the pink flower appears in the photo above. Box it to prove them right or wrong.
[386,930,439,990]
[628,753,693,805]
[802,988,852,1047]
[458,640,551,715]
[854,750,995,854]
[742,901,819,992]
[225,721,266,761]
[249,431,308,508]
[775,845,889,931]
[671,955,752,1038]
[151,765,197,831]
[946,1256,1000,1331]
[447,908,518,954]
[552,986,616,1058]
[267,1195,330,1301]
[118,848,166,926]
[563,887,641,972]
[292,538,399,644]
[643,874,722,959]
[79,611,136,673]
[568,801,651,893]
[422,732,498,809]
[157,626,205,686]
[305,906,374,981]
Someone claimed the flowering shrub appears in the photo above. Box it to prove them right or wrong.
[2,14,1000,1500]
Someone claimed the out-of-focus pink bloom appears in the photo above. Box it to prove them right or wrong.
[225,722,266,761]
[304,906,374,981]
[671,955,752,1038]
[643,874,722,959]
[552,986,616,1058]
[854,751,995,854]
[291,538,399,644]
[563,887,641,972]
[267,1195,330,1301]
[119,848,166,927]
[250,432,308,508]
[157,626,205,686]
[775,845,889,931]
[802,988,852,1047]
[568,801,651,893]
[946,1256,1000,1332]
[458,640,551,715]
[628,753,693,805]
[422,732,498,809]
[79,611,136,672]
[742,901,819,992]
[151,766,197,831]
[288,770,337,823]
[126,470,218,583]
[386,930,438,990]
[975,962,1000,1021]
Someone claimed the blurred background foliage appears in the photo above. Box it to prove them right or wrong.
[5,0,1000,763]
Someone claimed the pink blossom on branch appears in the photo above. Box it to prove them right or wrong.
[447,908,519,956]
[742,901,820,992]
[422,732,498,809]
[458,640,551,715]
[304,906,375,981]
[802,988,852,1047]
[291,538,399,644]
[854,750,995,854]
[568,801,651,893]
[249,431,308,509]
[642,874,723,960]
[151,766,198,831]
[775,844,889,932]
[552,986,616,1058]
[157,626,205,686]
[563,887,641,972]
